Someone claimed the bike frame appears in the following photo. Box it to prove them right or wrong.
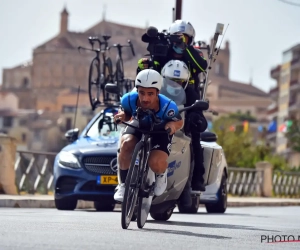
[106,41,135,102]
[117,108,171,229]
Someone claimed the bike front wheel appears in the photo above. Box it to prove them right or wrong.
[121,141,144,229]
[102,57,113,102]
[137,165,155,229]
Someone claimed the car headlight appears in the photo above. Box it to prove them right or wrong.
[58,151,81,169]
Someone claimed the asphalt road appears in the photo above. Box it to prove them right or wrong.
[0,206,299,250]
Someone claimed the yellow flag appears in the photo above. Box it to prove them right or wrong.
[243,121,249,133]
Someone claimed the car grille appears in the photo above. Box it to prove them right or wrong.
[82,156,117,175]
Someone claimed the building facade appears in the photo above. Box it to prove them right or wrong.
[0,7,274,152]
[269,43,300,166]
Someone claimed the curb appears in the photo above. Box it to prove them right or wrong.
[0,198,95,209]
[1,196,300,209]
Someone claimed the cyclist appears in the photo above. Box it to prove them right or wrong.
[137,20,208,207]
[113,69,184,202]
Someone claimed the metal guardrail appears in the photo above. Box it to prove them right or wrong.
[227,167,263,196]
[15,150,57,194]
[13,150,300,197]
[273,170,300,198]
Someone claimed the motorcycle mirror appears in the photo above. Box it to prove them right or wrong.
[105,83,121,96]
[193,100,209,110]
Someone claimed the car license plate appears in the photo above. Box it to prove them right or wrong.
[97,175,118,185]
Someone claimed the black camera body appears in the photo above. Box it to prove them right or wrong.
[141,26,182,57]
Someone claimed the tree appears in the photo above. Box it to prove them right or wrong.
[212,116,254,167]
[211,115,288,169]
[228,112,257,122]
[285,119,300,153]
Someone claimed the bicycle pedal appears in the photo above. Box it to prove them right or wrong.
[190,189,201,195]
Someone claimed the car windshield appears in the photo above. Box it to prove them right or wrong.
[160,77,186,106]
[86,110,121,139]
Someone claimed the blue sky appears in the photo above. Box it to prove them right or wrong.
[0,0,299,92]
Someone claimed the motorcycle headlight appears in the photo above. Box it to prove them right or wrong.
[58,151,81,169]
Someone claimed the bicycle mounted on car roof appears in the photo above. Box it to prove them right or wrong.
[78,35,135,110]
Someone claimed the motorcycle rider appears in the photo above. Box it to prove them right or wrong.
[113,69,184,202]
[137,20,208,207]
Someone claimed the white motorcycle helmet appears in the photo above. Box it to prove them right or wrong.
[135,69,162,91]
[169,20,196,45]
[161,60,190,97]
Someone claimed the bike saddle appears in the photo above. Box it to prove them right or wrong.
[88,36,98,40]
[102,35,111,41]
[200,131,217,142]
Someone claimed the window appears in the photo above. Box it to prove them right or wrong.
[21,133,27,142]
[62,105,76,113]
[22,77,29,88]
[3,117,13,127]
[214,62,224,76]
[66,118,72,130]
[33,130,42,141]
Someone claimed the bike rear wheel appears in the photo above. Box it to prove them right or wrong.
[121,141,144,229]
[115,56,125,99]
[88,58,101,110]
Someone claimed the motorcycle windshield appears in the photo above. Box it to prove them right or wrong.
[160,77,186,106]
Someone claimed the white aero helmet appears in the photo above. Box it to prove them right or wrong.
[161,60,190,82]
[169,20,195,45]
[161,60,190,97]
[135,69,162,91]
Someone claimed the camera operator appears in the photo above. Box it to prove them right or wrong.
[137,20,207,92]
[136,20,208,207]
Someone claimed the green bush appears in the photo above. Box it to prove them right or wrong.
[211,115,288,170]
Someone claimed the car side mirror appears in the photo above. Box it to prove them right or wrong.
[65,128,79,143]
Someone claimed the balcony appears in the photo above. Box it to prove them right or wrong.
[289,79,300,91]
[267,105,278,115]
[288,97,300,114]
[270,65,281,79]
[291,57,300,70]
[269,85,279,100]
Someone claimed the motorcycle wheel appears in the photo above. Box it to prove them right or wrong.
[150,207,174,221]
[177,195,200,214]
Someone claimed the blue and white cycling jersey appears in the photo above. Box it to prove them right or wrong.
[121,92,182,130]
